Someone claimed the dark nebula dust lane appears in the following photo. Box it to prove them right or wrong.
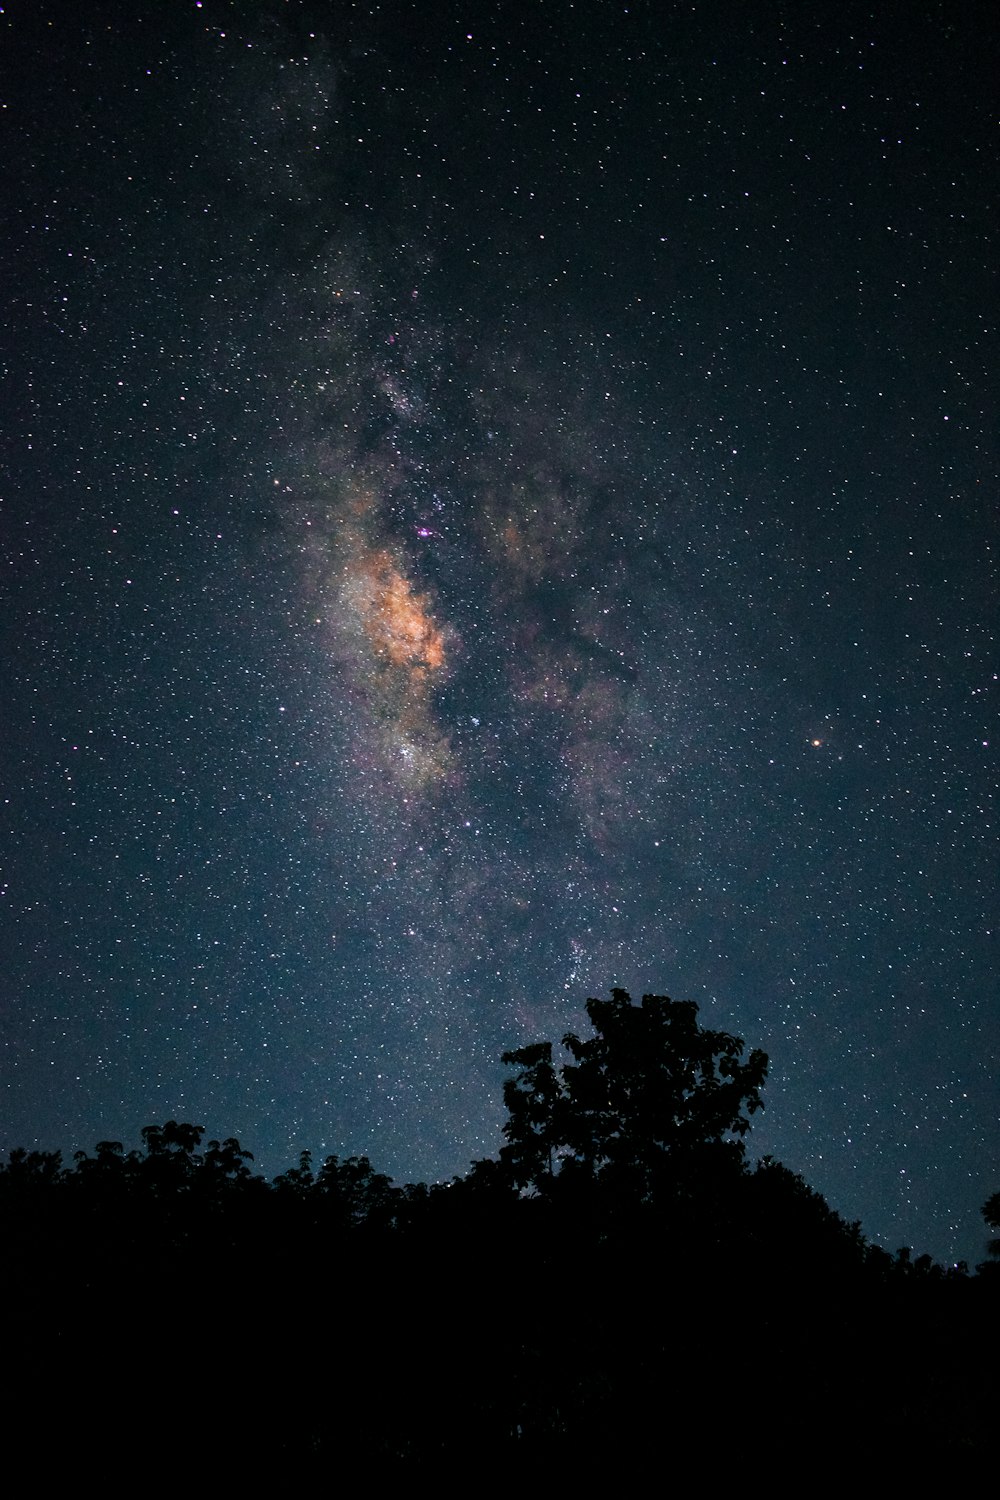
[1,1,995,1265]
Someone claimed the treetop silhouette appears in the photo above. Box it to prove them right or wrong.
[495,988,769,1198]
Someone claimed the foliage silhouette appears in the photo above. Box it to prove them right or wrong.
[980,1189,1000,1271]
[494,988,768,1201]
[0,988,995,1472]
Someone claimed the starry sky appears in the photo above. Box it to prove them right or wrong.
[2,0,995,1265]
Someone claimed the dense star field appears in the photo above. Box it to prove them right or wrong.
[1,1,995,1265]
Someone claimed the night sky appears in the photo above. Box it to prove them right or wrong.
[2,0,995,1266]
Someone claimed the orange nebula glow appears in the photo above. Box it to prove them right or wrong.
[359,549,446,675]
[316,482,455,791]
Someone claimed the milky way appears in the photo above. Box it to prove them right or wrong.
[1,2,995,1266]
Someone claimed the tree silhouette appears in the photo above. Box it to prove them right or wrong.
[3,1043,996,1470]
[495,989,768,1200]
[981,1189,1000,1269]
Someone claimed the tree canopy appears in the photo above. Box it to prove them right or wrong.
[494,988,769,1199]
[1,986,994,1472]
